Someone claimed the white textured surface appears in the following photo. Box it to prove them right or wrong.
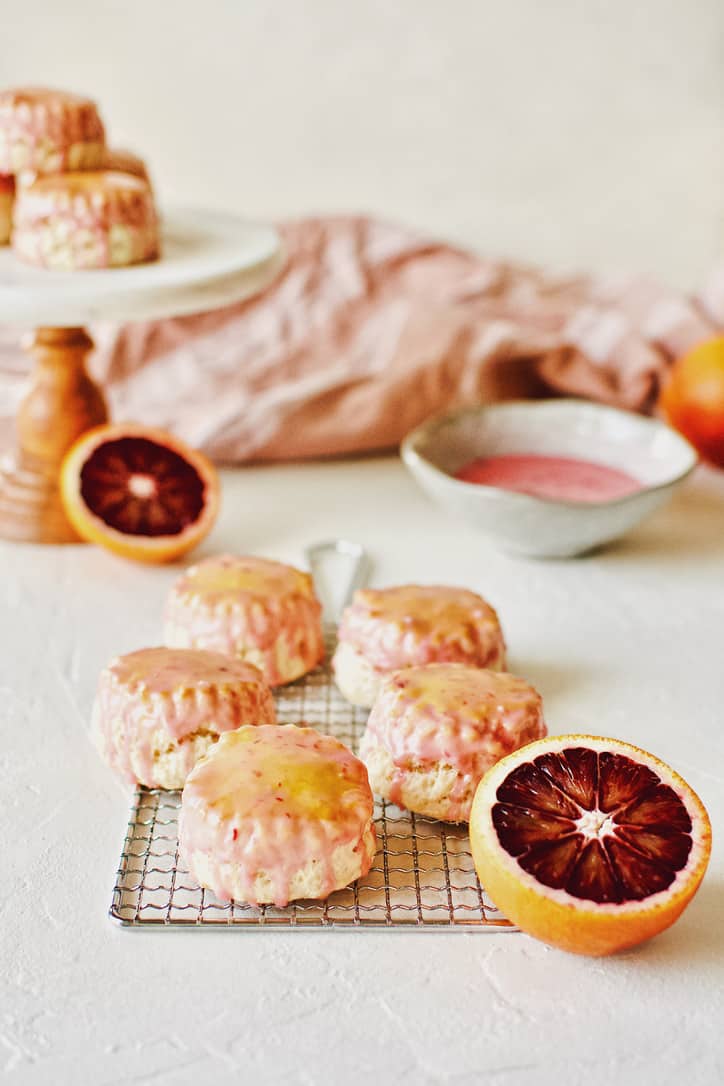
[1,457,723,1084]
[2,0,723,289]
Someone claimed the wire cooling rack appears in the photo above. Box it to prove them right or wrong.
[110,631,515,931]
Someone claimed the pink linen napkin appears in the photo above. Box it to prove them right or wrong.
[1,215,722,462]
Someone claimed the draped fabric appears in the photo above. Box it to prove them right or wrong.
[2,216,723,462]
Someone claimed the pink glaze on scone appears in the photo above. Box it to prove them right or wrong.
[164,555,325,686]
[333,584,506,706]
[12,170,159,269]
[360,664,546,822]
[102,147,150,184]
[0,87,105,175]
[337,585,506,669]
[179,724,377,906]
[92,647,276,789]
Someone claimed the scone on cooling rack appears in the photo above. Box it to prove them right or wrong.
[360,664,546,823]
[91,647,276,789]
[332,584,506,708]
[164,554,325,686]
[12,170,159,269]
[179,724,377,906]
[0,86,106,175]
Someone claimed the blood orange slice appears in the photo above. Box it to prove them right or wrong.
[469,735,711,956]
[60,423,220,563]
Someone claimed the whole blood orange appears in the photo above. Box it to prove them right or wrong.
[469,735,711,956]
[60,423,220,563]
[659,336,724,466]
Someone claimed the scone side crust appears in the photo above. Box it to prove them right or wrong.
[361,737,476,822]
[184,823,377,906]
[330,641,382,708]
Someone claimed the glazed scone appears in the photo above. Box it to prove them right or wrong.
[0,174,12,244]
[13,170,159,270]
[360,664,546,822]
[164,554,325,686]
[333,584,506,707]
[179,724,377,906]
[0,86,105,175]
[102,147,150,185]
[91,647,276,789]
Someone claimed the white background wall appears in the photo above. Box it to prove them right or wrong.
[1,0,722,288]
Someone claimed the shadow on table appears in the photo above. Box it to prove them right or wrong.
[601,484,724,565]
[616,878,724,968]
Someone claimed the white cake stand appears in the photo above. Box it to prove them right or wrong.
[0,208,283,543]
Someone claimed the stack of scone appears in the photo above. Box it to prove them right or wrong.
[0,86,159,267]
[91,553,547,908]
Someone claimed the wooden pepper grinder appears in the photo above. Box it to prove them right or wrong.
[0,326,108,543]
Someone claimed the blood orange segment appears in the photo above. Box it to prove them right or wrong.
[79,436,207,537]
[60,424,220,563]
[493,748,693,904]
[469,735,711,956]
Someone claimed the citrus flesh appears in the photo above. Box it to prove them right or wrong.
[470,735,711,955]
[60,423,220,563]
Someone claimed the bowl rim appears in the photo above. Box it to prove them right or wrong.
[400,398,699,512]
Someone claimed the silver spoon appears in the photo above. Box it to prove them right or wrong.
[305,539,371,623]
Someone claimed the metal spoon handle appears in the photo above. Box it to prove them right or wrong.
[305,539,371,623]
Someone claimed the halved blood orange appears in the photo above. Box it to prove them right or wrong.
[60,423,220,563]
[469,735,711,956]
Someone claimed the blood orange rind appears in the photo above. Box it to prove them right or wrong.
[469,734,711,956]
[60,423,220,563]
[659,336,724,467]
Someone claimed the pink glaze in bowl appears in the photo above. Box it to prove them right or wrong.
[401,399,697,558]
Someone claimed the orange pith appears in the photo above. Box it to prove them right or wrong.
[59,423,220,563]
[470,735,711,956]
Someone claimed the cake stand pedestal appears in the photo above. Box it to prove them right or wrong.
[0,209,282,543]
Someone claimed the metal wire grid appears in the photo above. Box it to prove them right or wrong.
[110,633,515,930]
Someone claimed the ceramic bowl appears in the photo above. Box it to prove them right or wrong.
[401,400,697,558]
